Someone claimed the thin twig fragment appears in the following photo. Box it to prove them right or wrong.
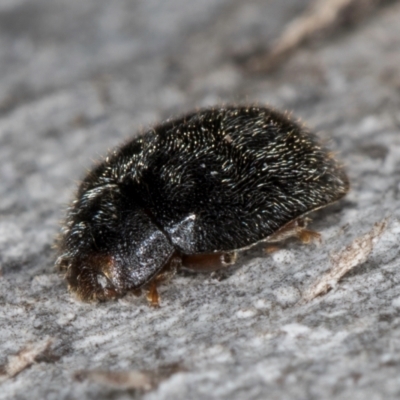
[246,0,397,73]
[303,219,387,302]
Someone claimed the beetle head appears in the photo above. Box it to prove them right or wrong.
[59,190,175,301]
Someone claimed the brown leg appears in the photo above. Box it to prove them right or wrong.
[145,255,181,307]
[146,280,160,307]
[264,244,281,254]
[181,251,237,272]
[297,229,321,244]
[267,218,321,245]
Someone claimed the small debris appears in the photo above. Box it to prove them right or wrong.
[303,219,387,302]
[0,338,53,383]
[74,362,185,392]
[74,370,153,391]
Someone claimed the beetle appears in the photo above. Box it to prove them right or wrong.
[56,106,349,305]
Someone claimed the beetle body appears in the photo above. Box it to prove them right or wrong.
[57,106,349,302]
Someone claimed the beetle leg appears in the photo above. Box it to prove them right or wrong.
[181,251,237,272]
[145,255,181,307]
[267,218,321,245]
[297,228,322,244]
[146,280,160,307]
[264,244,281,254]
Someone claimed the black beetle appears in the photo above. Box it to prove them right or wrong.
[57,106,349,304]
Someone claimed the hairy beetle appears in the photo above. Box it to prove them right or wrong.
[57,106,349,304]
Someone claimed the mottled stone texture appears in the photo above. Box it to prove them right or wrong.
[0,0,400,399]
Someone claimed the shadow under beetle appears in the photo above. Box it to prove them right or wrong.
[56,106,349,305]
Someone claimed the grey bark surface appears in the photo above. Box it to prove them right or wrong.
[1,0,400,399]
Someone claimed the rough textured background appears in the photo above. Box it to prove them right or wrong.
[1,0,400,399]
